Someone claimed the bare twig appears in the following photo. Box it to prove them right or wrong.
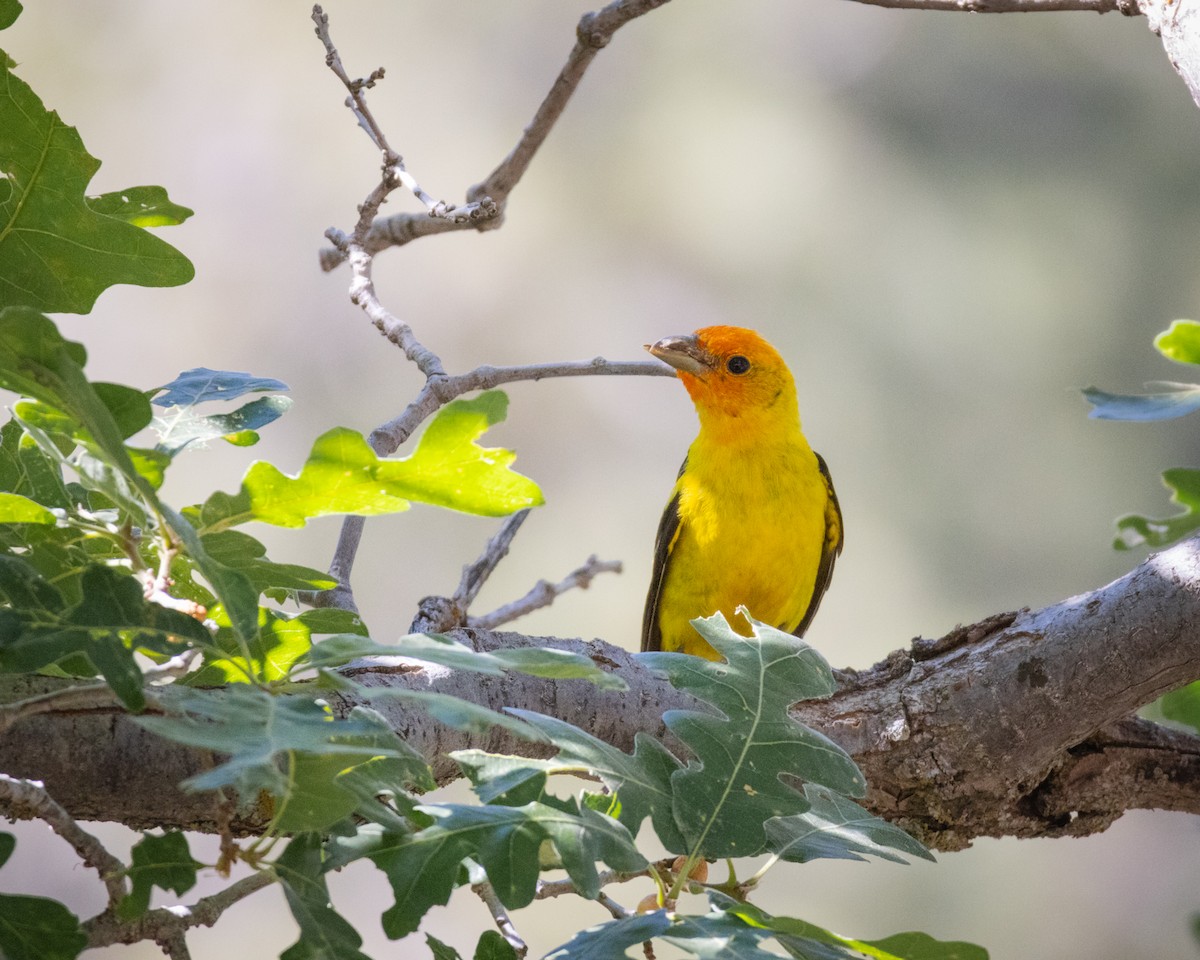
[470,553,623,631]
[312,4,447,378]
[596,891,633,920]
[0,775,128,909]
[370,358,673,456]
[455,510,532,611]
[84,871,276,949]
[321,0,672,268]
[156,933,193,960]
[473,879,528,958]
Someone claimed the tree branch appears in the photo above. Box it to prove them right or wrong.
[844,0,1138,11]
[0,775,128,909]
[4,537,1200,849]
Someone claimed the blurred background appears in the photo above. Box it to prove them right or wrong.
[4,1,1200,957]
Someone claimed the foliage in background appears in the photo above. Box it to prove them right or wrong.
[1084,318,1200,737]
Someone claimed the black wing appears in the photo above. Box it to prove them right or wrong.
[641,460,687,652]
[792,452,843,638]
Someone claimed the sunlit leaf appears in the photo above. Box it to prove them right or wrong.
[1113,468,1200,550]
[196,392,542,531]
[1158,680,1200,735]
[1154,320,1200,365]
[0,492,54,523]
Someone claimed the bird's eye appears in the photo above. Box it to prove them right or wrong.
[726,355,751,375]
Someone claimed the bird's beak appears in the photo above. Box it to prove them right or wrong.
[645,334,714,376]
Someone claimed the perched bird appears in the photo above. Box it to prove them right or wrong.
[641,326,842,659]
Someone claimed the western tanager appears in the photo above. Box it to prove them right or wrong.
[641,325,842,659]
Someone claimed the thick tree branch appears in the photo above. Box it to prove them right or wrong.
[3,538,1200,849]
[846,0,1138,11]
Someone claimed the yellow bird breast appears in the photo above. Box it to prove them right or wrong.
[656,440,829,658]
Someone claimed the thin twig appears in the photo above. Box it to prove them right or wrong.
[471,0,675,203]
[312,4,448,378]
[314,358,671,611]
[0,775,128,909]
[85,872,276,949]
[470,554,623,631]
[322,0,670,268]
[455,509,533,611]
[596,891,633,920]
[472,879,529,958]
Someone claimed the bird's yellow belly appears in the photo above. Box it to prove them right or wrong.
[657,447,827,658]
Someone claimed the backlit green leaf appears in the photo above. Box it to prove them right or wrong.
[196,392,541,531]
[1113,468,1200,550]
[275,833,373,960]
[137,688,415,802]
[765,785,933,865]
[0,492,54,523]
[86,186,193,228]
[1154,320,1200,365]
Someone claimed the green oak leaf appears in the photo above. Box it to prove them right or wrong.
[0,893,87,960]
[0,563,209,711]
[117,831,198,920]
[765,784,933,865]
[1155,319,1200,365]
[638,610,863,859]
[474,931,519,960]
[196,391,542,531]
[497,711,686,852]
[0,310,145,487]
[136,688,417,803]
[1158,680,1200,735]
[542,912,673,960]
[341,802,645,939]
[275,834,373,960]
[1113,467,1200,550]
[0,491,54,523]
[0,64,192,312]
[719,897,988,960]
[85,186,193,228]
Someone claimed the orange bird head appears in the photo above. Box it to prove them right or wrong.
[646,325,799,430]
